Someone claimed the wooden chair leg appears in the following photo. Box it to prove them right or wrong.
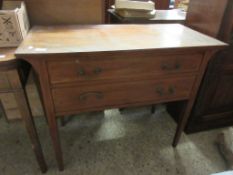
[15,89,47,173]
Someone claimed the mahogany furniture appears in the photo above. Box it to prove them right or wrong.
[105,0,170,11]
[9,0,105,25]
[0,0,3,9]
[168,0,233,133]
[0,49,22,121]
[105,0,115,23]
[105,0,171,23]
[15,24,226,171]
[0,48,47,172]
[108,9,186,24]
[184,0,233,133]
[185,0,229,38]
[154,0,170,10]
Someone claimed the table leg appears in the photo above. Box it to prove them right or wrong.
[151,105,156,114]
[47,116,64,171]
[172,51,215,147]
[60,117,66,127]
[36,62,64,171]
[172,102,188,147]
[37,82,64,171]
[15,89,47,173]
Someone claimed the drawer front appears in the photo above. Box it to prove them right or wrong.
[48,53,202,84]
[52,76,196,113]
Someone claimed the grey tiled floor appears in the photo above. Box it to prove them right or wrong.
[0,106,230,175]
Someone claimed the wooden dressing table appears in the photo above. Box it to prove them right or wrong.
[15,24,226,171]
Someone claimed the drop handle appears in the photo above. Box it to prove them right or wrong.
[77,68,86,76]
[168,86,175,95]
[174,63,181,70]
[161,63,181,71]
[79,92,104,101]
[78,67,102,78]
[156,86,164,96]
[93,67,102,75]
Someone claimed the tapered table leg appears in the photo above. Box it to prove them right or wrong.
[15,89,47,173]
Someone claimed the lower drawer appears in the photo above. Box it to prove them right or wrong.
[52,76,196,114]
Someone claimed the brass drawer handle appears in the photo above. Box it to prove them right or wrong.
[156,85,176,96]
[77,67,102,77]
[78,68,86,76]
[79,92,104,101]
[175,63,181,70]
[93,67,102,75]
[156,86,164,96]
[168,86,175,95]
[161,63,181,71]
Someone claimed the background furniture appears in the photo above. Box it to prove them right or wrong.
[155,0,170,9]
[15,24,226,171]
[0,1,105,172]
[105,0,115,22]
[9,0,105,25]
[105,0,171,23]
[0,48,47,173]
[0,51,43,121]
[0,0,3,9]
[168,0,233,133]
[0,49,25,121]
[185,0,229,38]
[108,9,186,24]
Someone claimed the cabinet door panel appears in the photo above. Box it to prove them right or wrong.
[208,72,233,112]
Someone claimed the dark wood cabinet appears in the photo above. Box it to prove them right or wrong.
[180,0,233,133]
[104,0,171,23]
[186,32,233,133]
[154,0,170,9]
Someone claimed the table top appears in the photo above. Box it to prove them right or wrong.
[0,48,18,70]
[108,9,186,22]
[15,24,227,56]
[0,48,16,62]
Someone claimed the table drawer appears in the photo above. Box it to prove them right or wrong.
[52,76,196,113]
[48,53,202,84]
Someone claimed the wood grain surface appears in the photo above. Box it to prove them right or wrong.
[15,24,227,56]
[14,24,227,171]
[185,0,229,38]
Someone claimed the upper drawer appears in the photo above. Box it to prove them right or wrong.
[47,53,203,84]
